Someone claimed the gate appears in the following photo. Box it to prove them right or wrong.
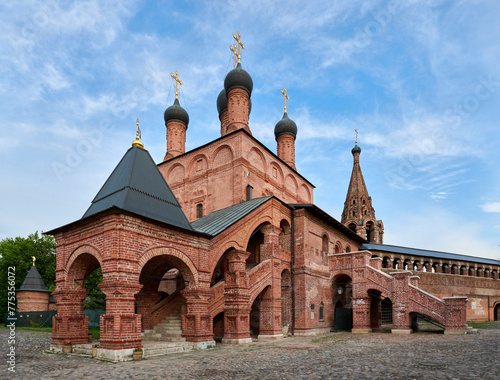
[334,308,353,331]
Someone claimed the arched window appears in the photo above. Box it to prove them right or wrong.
[334,244,341,254]
[352,211,356,217]
[196,203,203,218]
[353,200,356,205]
[345,246,351,253]
[322,234,329,254]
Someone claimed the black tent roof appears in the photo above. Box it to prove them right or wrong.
[17,266,50,293]
[82,145,193,231]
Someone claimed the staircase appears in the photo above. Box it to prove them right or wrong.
[143,309,185,342]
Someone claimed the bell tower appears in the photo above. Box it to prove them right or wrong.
[341,130,384,243]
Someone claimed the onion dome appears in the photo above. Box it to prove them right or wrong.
[274,112,297,140]
[224,62,253,95]
[217,89,228,116]
[351,144,361,154]
[164,98,189,127]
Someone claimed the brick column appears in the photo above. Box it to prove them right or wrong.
[443,297,467,334]
[352,252,371,333]
[222,249,252,344]
[181,288,215,347]
[99,281,142,350]
[258,225,283,339]
[391,271,412,334]
[51,288,89,345]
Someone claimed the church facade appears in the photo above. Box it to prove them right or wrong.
[47,42,500,360]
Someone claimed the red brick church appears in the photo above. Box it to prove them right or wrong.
[47,37,500,360]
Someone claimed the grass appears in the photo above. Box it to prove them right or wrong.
[467,321,500,329]
[1,325,101,339]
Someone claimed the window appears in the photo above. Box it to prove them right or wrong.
[352,211,355,216]
[319,302,324,321]
[322,234,328,253]
[353,200,356,205]
[196,203,203,218]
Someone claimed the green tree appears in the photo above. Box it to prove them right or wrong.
[84,267,106,310]
[0,232,56,322]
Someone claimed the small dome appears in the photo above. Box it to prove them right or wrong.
[274,112,297,140]
[351,145,361,155]
[224,62,253,95]
[217,89,228,115]
[164,98,189,127]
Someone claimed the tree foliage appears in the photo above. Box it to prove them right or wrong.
[84,267,106,310]
[0,232,56,322]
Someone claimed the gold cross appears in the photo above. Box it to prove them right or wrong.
[170,70,183,99]
[355,129,358,145]
[229,43,238,68]
[232,32,245,63]
[281,87,289,113]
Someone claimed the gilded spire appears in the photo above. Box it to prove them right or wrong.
[355,129,358,145]
[132,118,144,148]
[32,256,36,266]
[281,87,289,113]
[170,70,183,99]
[232,32,245,63]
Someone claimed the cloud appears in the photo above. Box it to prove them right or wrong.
[481,202,500,213]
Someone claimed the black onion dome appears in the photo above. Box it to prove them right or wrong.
[164,98,189,127]
[352,145,361,154]
[274,112,297,140]
[217,89,228,115]
[224,62,253,95]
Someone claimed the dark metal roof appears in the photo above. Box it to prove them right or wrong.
[192,196,273,236]
[361,243,500,266]
[82,145,193,232]
[17,266,50,293]
[289,203,367,244]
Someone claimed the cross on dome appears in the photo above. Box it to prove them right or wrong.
[170,70,183,99]
[232,32,245,63]
[281,87,289,113]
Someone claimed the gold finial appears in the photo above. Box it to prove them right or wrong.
[281,87,289,113]
[170,70,183,99]
[229,43,238,68]
[355,129,358,145]
[232,32,245,63]
[132,118,144,148]
[32,256,36,266]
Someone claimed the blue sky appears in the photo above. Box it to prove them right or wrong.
[1,0,499,259]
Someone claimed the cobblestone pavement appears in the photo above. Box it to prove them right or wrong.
[2,326,500,380]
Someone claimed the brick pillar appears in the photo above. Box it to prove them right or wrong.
[99,281,142,350]
[258,225,283,339]
[222,249,252,344]
[443,297,467,334]
[352,251,371,333]
[165,120,187,160]
[391,271,412,334]
[386,259,393,269]
[181,288,215,346]
[414,262,422,271]
[51,288,89,345]
[276,133,296,170]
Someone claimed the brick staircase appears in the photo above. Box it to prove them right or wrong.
[143,309,185,342]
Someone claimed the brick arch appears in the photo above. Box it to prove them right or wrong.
[248,147,266,172]
[299,184,311,203]
[212,144,234,168]
[249,282,272,305]
[209,243,240,278]
[66,244,103,274]
[269,161,284,184]
[188,153,210,176]
[334,241,343,254]
[408,308,445,325]
[167,163,185,184]
[285,174,298,195]
[330,271,353,282]
[139,247,198,286]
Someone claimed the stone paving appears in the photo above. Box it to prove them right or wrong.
[2,325,500,379]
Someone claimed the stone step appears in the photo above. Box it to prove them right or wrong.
[153,328,182,334]
[72,347,93,355]
[143,336,186,342]
[144,344,193,358]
